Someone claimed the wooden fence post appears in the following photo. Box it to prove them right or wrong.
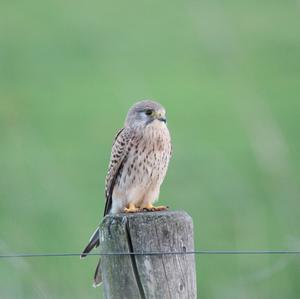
[99,211,197,299]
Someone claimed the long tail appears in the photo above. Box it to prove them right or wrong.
[81,227,103,287]
[80,227,100,258]
[93,260,102,287]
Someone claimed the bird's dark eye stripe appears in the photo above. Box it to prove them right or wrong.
[145,109,153,115]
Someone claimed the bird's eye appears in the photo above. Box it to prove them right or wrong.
[145,109,153,116]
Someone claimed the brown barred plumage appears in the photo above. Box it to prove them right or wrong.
[81,100,172,287]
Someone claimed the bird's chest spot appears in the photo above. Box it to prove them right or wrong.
[118,126,170,187]
[131,144,169,183]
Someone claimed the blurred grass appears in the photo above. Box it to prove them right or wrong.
[1,0,300,298]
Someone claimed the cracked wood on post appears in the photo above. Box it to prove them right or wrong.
[100,211,197,299]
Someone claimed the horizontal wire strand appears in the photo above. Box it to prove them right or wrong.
[1,250,300,259]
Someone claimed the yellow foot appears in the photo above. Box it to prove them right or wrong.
[124,203,140,213]
[141,204,169,212]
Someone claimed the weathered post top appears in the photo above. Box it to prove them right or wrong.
[100,210,197,299]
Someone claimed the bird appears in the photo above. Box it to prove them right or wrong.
[80,100,172,287]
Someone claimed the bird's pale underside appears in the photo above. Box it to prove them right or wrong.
[81,100,172,287]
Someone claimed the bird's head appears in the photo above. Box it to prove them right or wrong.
[125,100,167,128]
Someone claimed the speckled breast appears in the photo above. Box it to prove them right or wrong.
[117,121,171,189]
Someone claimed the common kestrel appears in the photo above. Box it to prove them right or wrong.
[81,100,172,286]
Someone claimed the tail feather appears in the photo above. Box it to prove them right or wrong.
[80,227,100,258]
[93,260,103,287]
[81,227,103,287]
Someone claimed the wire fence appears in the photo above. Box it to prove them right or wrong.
[1,250,300,259]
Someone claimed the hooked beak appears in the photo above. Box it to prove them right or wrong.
[155,111,167,123]
[158,116,167,123]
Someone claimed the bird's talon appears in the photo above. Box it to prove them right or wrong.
[124,203,141,213]
[124,208,140,213]
[142,205,169,212]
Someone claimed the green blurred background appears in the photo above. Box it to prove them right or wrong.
[1,0,300,298]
